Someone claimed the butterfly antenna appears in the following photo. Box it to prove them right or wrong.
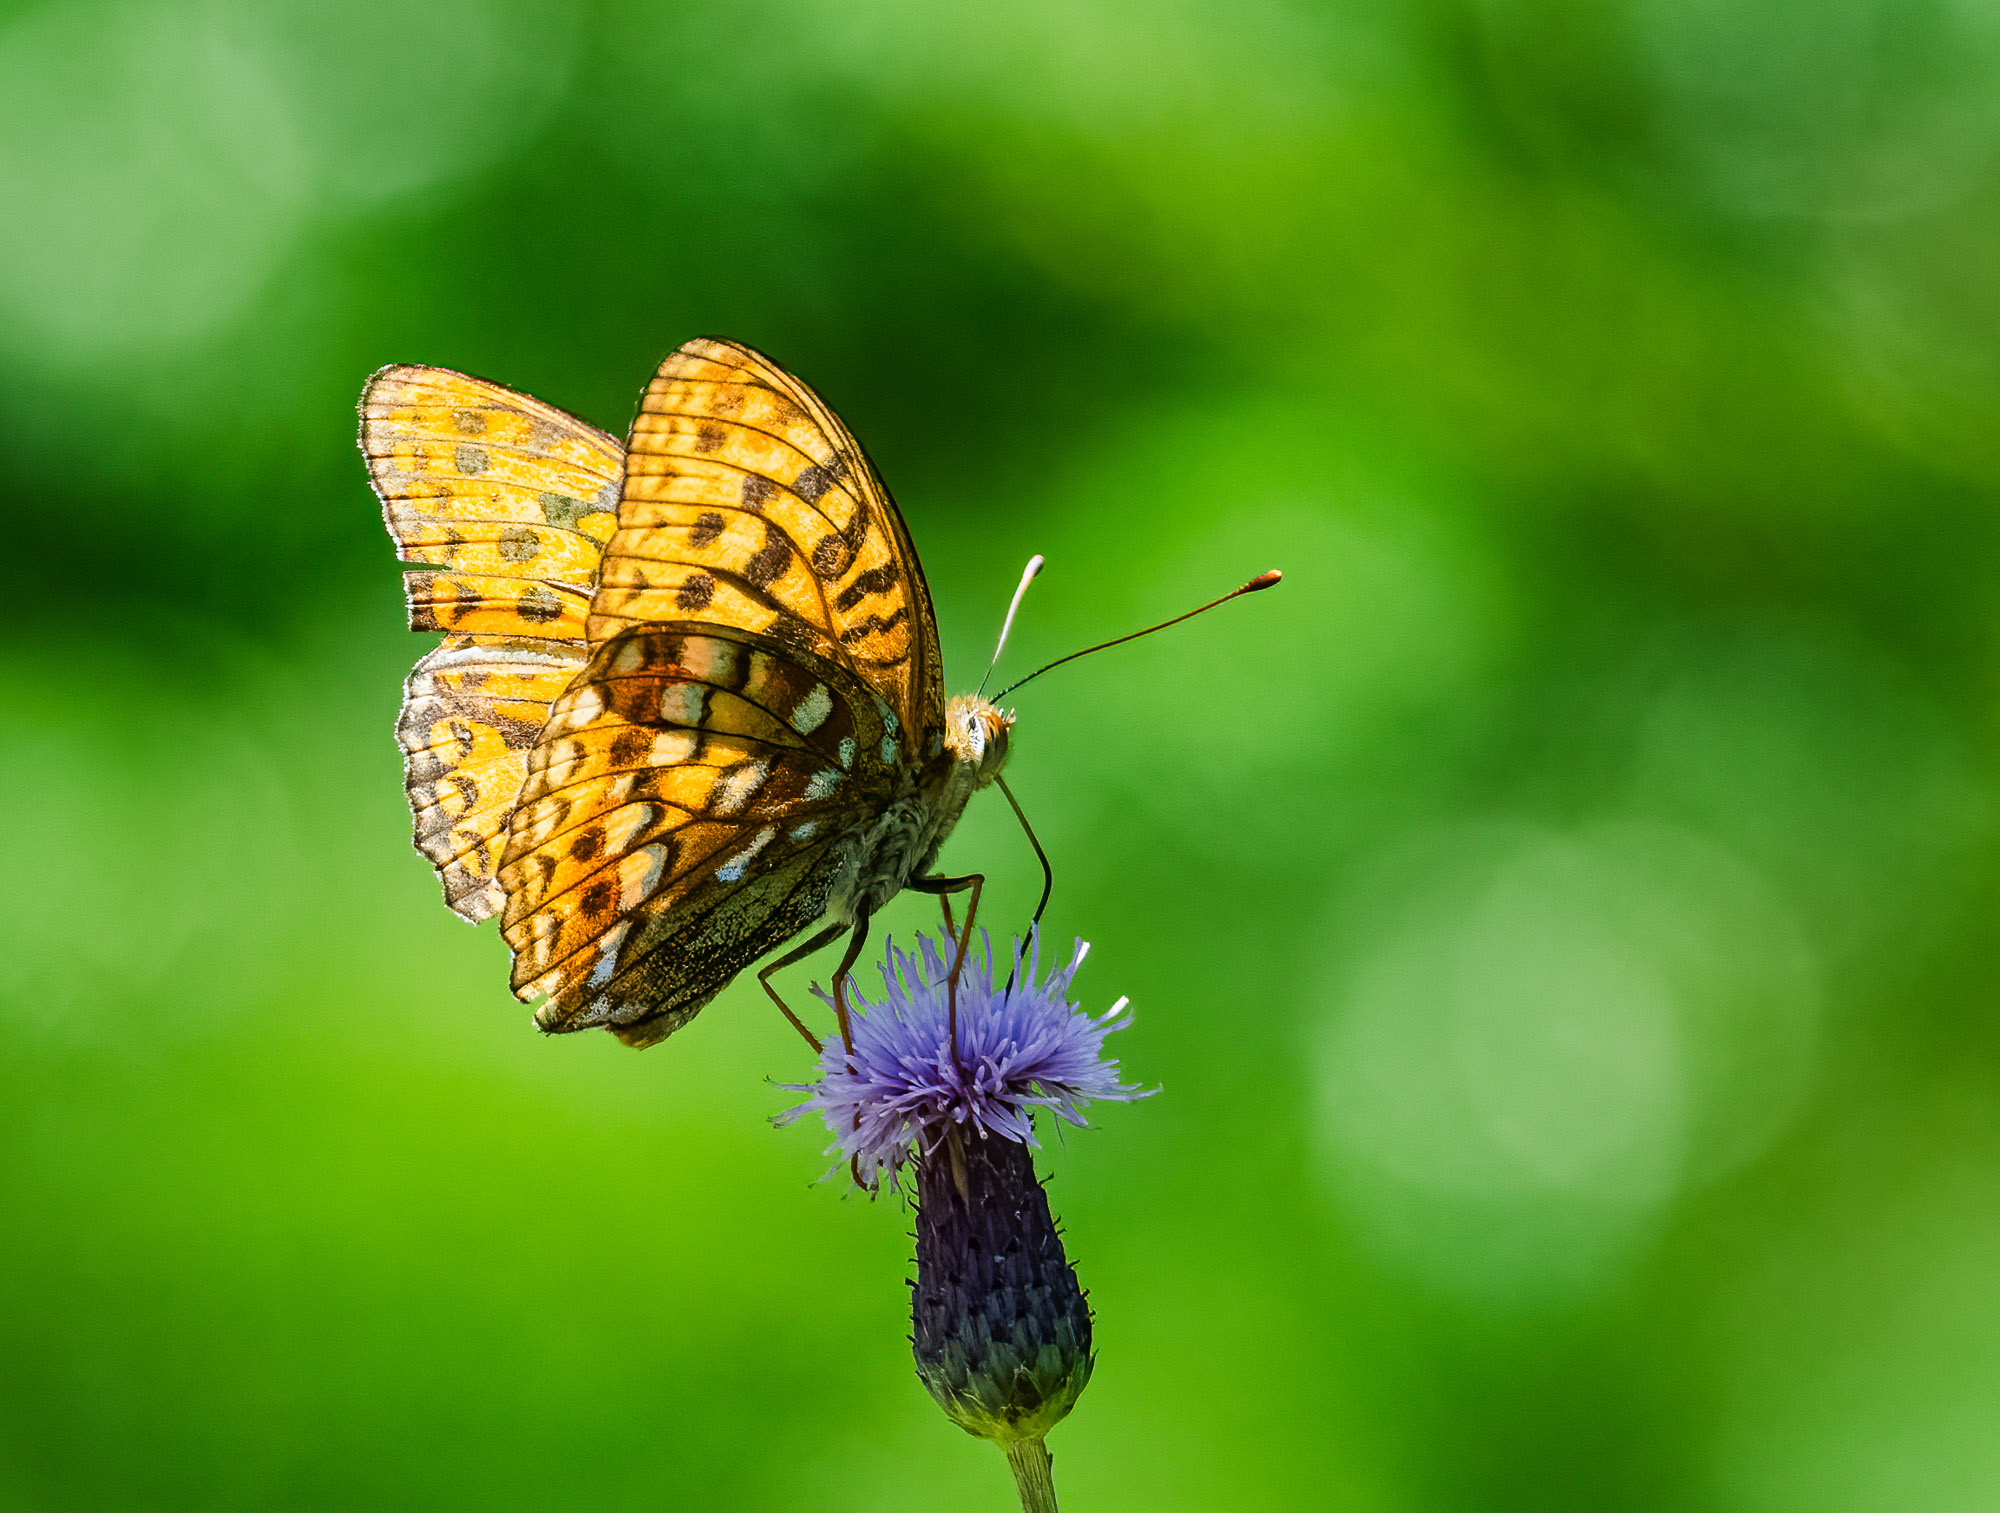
[977,554,1045,696]
[994,568,1283,700]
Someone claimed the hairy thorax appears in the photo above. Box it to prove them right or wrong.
[825,692,1012,924]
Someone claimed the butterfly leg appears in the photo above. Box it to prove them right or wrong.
[757,922,850,1054]
[994,775,1052,991]
[828,909,873,1052]
[909,872,984,1043]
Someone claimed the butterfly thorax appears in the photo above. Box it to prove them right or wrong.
[826,694,1013,924]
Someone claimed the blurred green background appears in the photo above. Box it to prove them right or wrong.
[4,0,2000,1508]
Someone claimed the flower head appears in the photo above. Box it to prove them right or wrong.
[783,931,1147,1190]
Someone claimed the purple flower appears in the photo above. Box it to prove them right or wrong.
[782,931,1148,1189]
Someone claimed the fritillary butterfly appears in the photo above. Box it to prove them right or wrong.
[362,338,1026,1048]
[363,338,1278,1049]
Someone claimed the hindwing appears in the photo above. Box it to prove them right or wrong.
[497,623,909,1044]
[397,637,589,921]
[590,338,945,745]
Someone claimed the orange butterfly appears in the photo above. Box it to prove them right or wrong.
[362,338,1276,1048]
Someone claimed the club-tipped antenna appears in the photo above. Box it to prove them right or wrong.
[994,569,1283,701]
[977,554,1045,696]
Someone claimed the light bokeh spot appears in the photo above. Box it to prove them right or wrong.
[0,0,577,368]
[1315,821,1820,1305]
[0,0,305,360]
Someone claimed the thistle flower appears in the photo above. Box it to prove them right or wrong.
[783,931,1147,1513]
[785,931,1146,1191]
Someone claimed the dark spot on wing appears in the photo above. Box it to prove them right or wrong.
[540,491,587,527]
[580,880,616,920]
[694,421,725,454]
[406,571,441,631]
[744,523,791,587]
[610,725,652,767]
[517,584,563,623]
[837,607,909,643]
[497,526,541,563]
[791,456,847,504]
[678,571,715,611]
[452,409,487,435]
[606,675,661,724]
[835,565,898,612]
[531,798,573,837]
[690,511,726,547]
[740,474,775,512]
[810,505,872,580]
[455,444,488,475]
[570,828,603,862]
[811,534,852,579]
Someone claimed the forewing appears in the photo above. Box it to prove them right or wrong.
[589,337,945,746]
[363,365,624,919]
[362,363,622,640]
[497,623,905,1043]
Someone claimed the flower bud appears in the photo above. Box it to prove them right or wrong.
[911,1127,1093,1444]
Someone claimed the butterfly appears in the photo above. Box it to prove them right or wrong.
[363,337,1279,1050]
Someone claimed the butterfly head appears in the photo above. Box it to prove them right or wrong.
[943,693,1014,787]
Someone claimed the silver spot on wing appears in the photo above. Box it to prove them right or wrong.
[717,826,778,883]
[793,683,833,734]
[712,759,770,817]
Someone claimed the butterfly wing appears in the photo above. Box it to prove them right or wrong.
[394,638,592,921]
[588,337,945,751]
[362,365,623,920]
[363,364,621,640]
[497,623,905,1046]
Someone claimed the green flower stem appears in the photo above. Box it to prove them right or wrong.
[1004,1437,1059,1513]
